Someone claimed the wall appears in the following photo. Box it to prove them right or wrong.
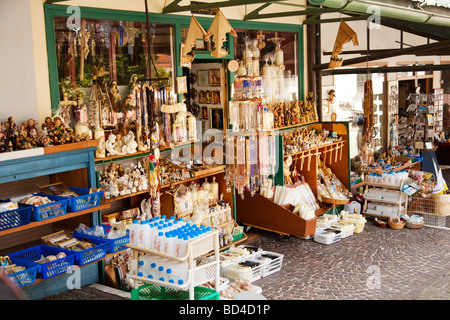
[0,0,39,123]
[0,0,308,127]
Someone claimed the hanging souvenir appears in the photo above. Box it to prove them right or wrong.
[148,154,161,217]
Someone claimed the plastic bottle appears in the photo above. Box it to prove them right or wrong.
[129,220,140,246]
[175,233,189,257]
[138,254,153,277]
[169,260,189,286]
[141,221,151,249]
[150,226,162,250]
[136,220,147,247]
[155,231,165,252]
[163,232,175,255]
[145,223,155,249]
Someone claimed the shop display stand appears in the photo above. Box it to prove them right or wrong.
[0,144,103,299]
[127,230,220,300]
[362,182,408,220]
[236,122,350,238]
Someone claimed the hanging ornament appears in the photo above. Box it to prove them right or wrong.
[96,22,112,48]
[124,21,139,55]
[206,9,237,58]
[148,154,161,217]
[181,16,208,68]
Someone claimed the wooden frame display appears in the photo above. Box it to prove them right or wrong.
[209,69,221,86]
[38,182,77,197]
[198,70,209,87]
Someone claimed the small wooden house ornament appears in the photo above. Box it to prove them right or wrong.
[180,16,209,68]
[329,19,359,68]
[206,9,237,58]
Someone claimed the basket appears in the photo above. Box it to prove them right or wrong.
[0,206,32,231]
[19,197,69,221]
[70,233,109,266]
[321,196,349,205]
[7,265,39,288]
[8,244,77,279]
[314,228,342,245]
[388,217,406,230]
[405,221,424,229]
[73,224,129,254]
[38,187,103,212]
[431,194,450,216]
[131,283,219,300]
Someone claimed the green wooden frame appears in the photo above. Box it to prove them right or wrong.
[44,3,304,114]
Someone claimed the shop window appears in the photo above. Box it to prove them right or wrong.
[52,16,175,118]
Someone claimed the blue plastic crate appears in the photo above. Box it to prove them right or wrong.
[8,244,77,279]
[18,196,69,221]
[73,224,130,254]
[37,187,103,212]
[0,206,32,231]
[71,233,108,265]
[7,265,39,288]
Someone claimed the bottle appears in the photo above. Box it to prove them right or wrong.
[155,231,165,252]
[175,234,189,257]
[136,220,147,247]
[129,220,140,246]
[157,258,167,282]
[141,221,151,249]
[164,232,175,255]
[138,254,153,278]
[150,226,161,250]
[170,260,189,286]
[145,223,155,249]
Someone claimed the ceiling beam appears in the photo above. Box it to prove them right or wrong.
[313,39,450,71]
[321,63,450,76]
[162,0,289,14]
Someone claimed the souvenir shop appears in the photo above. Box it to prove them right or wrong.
[0,1,449,301]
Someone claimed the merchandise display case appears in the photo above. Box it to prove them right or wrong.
[236,122,351,238]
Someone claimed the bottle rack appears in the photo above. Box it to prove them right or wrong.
[127,230,220,300]
[362,182,409,220]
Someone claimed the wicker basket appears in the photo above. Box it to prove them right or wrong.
[431,194,450,216]
[405,220,424,229]
[388,217,406,230]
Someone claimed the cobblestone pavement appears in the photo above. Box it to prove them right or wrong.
[41,220,449,300]
[246,221,450,300]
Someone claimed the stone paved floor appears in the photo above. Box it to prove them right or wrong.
[246,221,449,300]
[40,220,450,300]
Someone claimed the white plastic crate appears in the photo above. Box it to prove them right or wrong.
[247,251,284,277]
[221,259,263,283]
[314,228,342,245]
[329,222,355,239]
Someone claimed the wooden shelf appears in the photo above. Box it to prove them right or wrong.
[102,190,149,203]
[275,120,318,131]
[283,141,344,159]
[95,150,150,164]
[44,140,98,155]
[0,203,110,237]
[161,166,225,189]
